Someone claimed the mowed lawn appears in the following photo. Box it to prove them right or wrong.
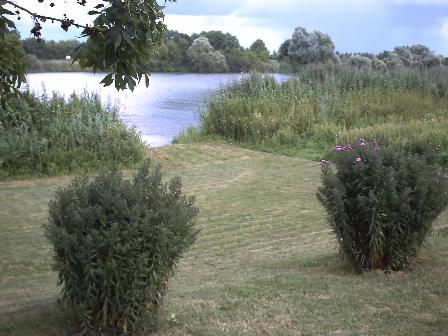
[0,143,447,336]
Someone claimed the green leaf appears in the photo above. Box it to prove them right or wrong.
[113,31,123,50]
[100,73,114,87]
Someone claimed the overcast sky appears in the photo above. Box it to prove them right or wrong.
[12,0,448,55]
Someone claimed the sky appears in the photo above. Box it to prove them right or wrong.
[11,0,448,55]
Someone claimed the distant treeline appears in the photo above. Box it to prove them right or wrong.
[21,27,448,73]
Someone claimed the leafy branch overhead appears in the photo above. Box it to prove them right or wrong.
[0,0,175,103]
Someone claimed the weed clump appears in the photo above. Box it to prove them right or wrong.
[45,161,199,334]
[0,90,146,178]
[317,140,448,271]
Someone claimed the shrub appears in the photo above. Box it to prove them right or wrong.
[317,141,448,271]
[45,161,199,334]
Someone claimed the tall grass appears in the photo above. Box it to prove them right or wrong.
[195,66,448,158]
[0,90,146,178]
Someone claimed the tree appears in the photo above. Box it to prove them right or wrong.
[371,58,387,73]
[383,52,404,70]
[394,46,414,67]
[0,24,25,106]
[148,30,192,72]
[278,39,291,59]
[389,44,442,69]
[347,54,372,71]
[187,36,228,73]
[287,26,336,64]
[0,0,175,105]
[192,30,241,53]
[250,39,270,62]
[22,38,82,60]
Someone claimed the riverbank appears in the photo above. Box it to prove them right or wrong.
[175,67,448,165]
[1,143,447,335]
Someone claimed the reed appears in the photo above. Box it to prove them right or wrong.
[0,90,146,178]
[192,66,448,158]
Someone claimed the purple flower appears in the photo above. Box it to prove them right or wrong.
[359,138,368,146]
[321,159,330,165]
[345,144,353,151]
[335,146,343,153]
[355,157,363,164]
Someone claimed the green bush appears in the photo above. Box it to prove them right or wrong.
[0,90,146,177]
[317,141,448,271]
[45,161,199,334]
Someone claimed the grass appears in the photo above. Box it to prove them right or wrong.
[177,66,448,161]
[0,90,145,178]
[1,143,447,335]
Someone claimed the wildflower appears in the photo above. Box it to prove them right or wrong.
[335,145,343,153]
[359,138,367,146]
[355,157,363,164]
[321,159,330,165]
[345,144,353,151]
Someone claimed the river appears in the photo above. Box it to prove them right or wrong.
[25,72,289,147]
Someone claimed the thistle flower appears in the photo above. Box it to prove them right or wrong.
[335,146,343,152]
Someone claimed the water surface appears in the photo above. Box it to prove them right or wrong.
[25,72,288,147]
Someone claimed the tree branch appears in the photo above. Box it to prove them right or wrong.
[5,0,88,29]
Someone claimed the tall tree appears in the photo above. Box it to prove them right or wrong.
[287,26,336,64]
[250,39,270,62]
[192,30,241,53]
[187,36,228,73]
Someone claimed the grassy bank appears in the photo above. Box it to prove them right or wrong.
[1,143,447,335]
[176,66,448,161]
[0,90,145,178]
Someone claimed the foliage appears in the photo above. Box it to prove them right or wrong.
[74,0,174,90]
[276,25,445,73]
[148,30,192,72]
[287,27,336,64]
[1,0,176,99]
[317,141,448,271]
[22,38,81,60]
[192,30,241,53]
[187,36,228,73]
[347,54,372,71]
[45,161,199,334]
[0,16,26,106]
[0,90,145,178]
[22,29,276,74]
[250,39,270,62]
[183,66,448,159]
[24,53,43,72]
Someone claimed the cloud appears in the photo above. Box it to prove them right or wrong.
[165,15,288,51]
[10,0,448,56]
[441,18,448,36]
[396,0,448,5]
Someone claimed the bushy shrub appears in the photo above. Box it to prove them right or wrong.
[45,161,199,334]
[317,141,448,271]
